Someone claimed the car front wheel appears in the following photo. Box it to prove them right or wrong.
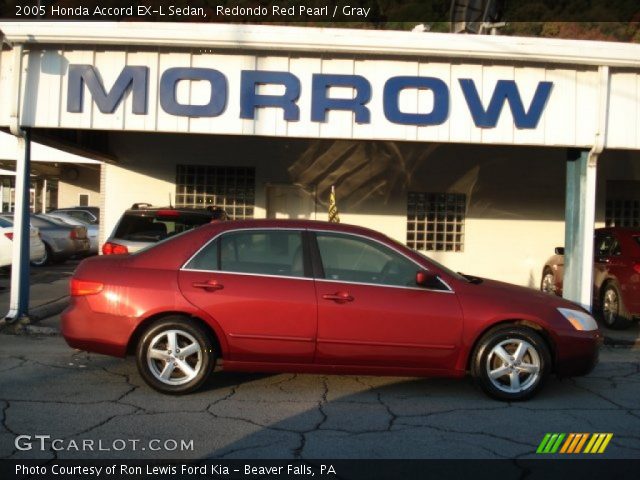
[472,326,550,401]
[600,283,632,330]
[136,317,215,394]
[540,269,556,294]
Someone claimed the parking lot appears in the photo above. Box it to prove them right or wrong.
[0,259,639,460]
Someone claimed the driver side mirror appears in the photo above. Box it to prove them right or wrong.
[416,270,438,287]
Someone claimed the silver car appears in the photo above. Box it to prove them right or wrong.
[1,214,90,265]
[42,212,99,255]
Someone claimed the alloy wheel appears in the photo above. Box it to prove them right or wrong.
[485,338,541,394]
[602,288,619,326]
[146,329,203,386]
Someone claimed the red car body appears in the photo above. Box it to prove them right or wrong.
[541,227,640,328]
[62,220,600,399]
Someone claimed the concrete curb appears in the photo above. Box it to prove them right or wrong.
[0,296,68,334]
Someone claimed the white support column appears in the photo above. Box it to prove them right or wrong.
[41,178,47,213]
[563,149,597,311]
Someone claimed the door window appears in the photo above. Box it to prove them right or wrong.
[595,235,620,257]
[185,230,305,277]
[315,232,422,288]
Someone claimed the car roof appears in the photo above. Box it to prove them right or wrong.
[205,218,389,239]
[596,227,640,235]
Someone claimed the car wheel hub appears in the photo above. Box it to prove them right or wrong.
[602,289,618,324]
[146,329,203,386]
[486,338,541,394]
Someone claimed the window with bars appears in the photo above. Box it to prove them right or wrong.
[175,165,255,220]
[407,192,465,252]
[605,199,640,227]
[605,181,640,228]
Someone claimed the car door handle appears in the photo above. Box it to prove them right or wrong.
[322,292,354,303]
[192,281,224,291]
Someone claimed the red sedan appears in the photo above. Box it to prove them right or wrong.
[541,227,640,330]
[62,220,600,401]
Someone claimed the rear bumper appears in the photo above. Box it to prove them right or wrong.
[61,298,135,357]
[555,329,602,377]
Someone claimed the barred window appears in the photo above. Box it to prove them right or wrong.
[605,181,640,228]
[407,192,465,252]
[175,165,255,220]
[606,199,640,227]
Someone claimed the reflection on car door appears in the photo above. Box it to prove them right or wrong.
[178,229,318,363]
[593,233,620,296]
[312,231,463,370]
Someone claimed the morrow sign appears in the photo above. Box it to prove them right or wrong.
[67,65,554,129]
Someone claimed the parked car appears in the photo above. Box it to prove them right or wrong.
[102,204,219,255]
[0,216,46,267]
[42,212,99,255]
[1,214,91,265]
[49,206,99,224]
[541,227,640,330]
[62,220,601,401]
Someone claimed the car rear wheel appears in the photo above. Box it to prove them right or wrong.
[136,317,215,394]
[472,326,550,401]
[540,269,556,294]
[31,243,51,267]
[600,283,632,330]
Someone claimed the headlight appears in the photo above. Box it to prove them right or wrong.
[557,308,598,331]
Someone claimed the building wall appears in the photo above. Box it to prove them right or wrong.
[100,132,640,288]
[57,164,100,208]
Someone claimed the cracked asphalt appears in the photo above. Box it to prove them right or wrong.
[0,332,639,460]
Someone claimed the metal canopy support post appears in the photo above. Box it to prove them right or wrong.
[563,149,597,311]
[5,129,31,321]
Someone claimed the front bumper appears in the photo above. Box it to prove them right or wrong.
[555,329,602,377]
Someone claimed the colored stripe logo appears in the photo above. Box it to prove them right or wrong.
[536,433,613,454]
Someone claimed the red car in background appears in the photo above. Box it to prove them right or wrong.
[62,220,601,401]
[541,227,640,330]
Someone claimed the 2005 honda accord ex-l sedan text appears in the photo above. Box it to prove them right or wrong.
[62,220,601,401]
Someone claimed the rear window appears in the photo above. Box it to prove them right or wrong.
[113,212,212,242]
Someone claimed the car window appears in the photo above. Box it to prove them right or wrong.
[114,213,210,242]
[0,217,11,228]
[63,210,95,223]
[595,235,618,257]
[316,232,418,287]
[217,230,304,278]
[184,238,219,271]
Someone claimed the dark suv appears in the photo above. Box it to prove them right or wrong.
[102,204,225,255]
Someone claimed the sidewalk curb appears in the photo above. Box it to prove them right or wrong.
[1,296,68,334]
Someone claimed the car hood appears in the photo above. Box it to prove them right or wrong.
[466,276,584,311]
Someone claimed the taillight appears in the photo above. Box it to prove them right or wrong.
[633,262,640,274]
[4,232,13,241]
[70,278,104,296]
[70,229,78,240]
[102,242,129,255]
[156,209,179,217]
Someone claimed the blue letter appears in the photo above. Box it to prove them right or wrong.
[67,65,148,114]
[311,74,371,123]
[459,79,553,129]
[160,68,227,117]
[240,71,300,121]
[383,76,449,126]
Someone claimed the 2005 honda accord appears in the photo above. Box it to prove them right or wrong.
[62,220,601,401]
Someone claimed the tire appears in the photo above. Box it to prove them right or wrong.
[135,316,215,394]
[31,243,51,267]
[472,326,551,401]
[540,268,556,294]
[600,283,632,330]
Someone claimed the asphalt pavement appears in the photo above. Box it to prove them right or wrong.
[0,331,639,460]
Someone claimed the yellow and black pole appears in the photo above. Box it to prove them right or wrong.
[328,185,340,223]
